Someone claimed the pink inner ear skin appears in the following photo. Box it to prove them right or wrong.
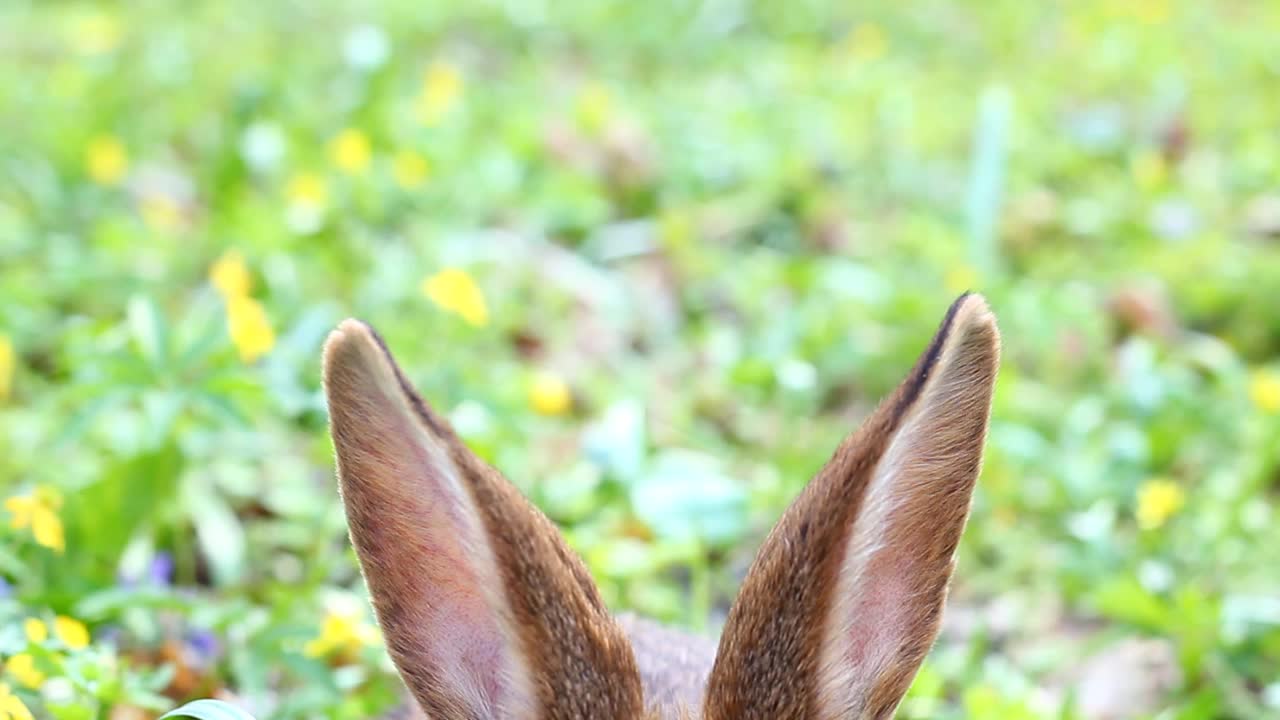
[841,573,902,669]
[444,601,509,707]
[352,421,520,714]
[816,299,997,719]
[325,322,533,717]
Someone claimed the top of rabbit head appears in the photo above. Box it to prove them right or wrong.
[321,292,1001,720]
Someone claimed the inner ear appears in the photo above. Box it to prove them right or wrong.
[323,320,646,719]
[816,300,999,717]
[702,294,1000,720]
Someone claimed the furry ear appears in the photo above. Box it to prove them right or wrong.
[704,293,1001,720]
[322,320,645,720]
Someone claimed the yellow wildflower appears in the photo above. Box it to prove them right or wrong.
[1249,369,1280,414]
[329,128,372,175]
[846,23,888,62]
[53,616,89,651]
[4,655,43,690]
[422,268,488,327]
[22,620,47,645]
[225,295,275,363]
[392,150,430,189]
[0,335,13,402]
[85,135,128,186]
[1136,478,1185,530]
[529,372,572,416]
[417,62,462,126]
[575,83,612,134]
[303,608,379,659]
[286,172,328,208]
[4,489,64,553]
[0,683,33,720]
[210,252,274,361]
[209,250,252,300]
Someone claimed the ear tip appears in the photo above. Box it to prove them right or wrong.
[949,290,989,315]
[949,291,1000,344]
[322,318,384,381]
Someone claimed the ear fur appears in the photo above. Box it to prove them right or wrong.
[322,320,645,720]
[703,293,1001,720]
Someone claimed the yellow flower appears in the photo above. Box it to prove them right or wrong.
[1249,369,1280,414]
[286,172,328,208]
[529,372,572,416]
[329,128,372,175]
[209,250,252,300]
[417,62,462,126]
[210,252,274,361]
[303,608,379,659]
[0,335,13,402]
[4,489,64,553]
[22,620,47,645]
[53,616,89,651]
[225,295,275,363]
[575,83,612,133]
[85,135,128,186]
[422,268,489,327]
[845,23,888,62]
[392,150,430,189]
[4,655,43,690]
[1136,478,1185,530]
[0,683,33,720]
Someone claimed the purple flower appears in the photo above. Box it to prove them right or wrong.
[185,629,221,663]
[117,551,175,587]
[148,552,175,586]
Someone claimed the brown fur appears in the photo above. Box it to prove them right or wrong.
[321,293,1000,720]
[701,293,999,719]
[617,613,717,714]
[326,321,646,719]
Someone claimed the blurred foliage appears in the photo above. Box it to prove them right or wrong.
[2,0,1280,718]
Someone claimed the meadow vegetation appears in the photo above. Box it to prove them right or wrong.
[2,0,1279,717]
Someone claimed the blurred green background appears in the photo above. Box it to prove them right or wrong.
[3,0,1280,718]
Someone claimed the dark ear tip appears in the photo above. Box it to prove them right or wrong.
[947,291,983,316]
[945,292,999,344]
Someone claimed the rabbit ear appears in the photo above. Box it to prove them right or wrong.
[704,293,1000,720]
[322,320,645,720]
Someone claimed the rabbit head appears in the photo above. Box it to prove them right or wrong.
[321,292,1000,720]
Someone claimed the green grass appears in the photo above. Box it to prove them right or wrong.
[1,0,1279,717]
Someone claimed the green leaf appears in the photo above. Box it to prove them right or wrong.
[630,449,748,547]
[52,388,132,448]
[128,295,171,372]
[582,399,647,482]
[46,703,95,720]
[160,699,259,720]
[1092,577,1172,631]
[187,481,247,586]
[75,584,194,620]
[64,444,185,580]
